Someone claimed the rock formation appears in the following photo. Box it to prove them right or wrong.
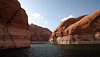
[29,24,52,43]
[50,10,100,44]
[0,0,30,49]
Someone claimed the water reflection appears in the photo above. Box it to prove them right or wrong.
[0,47,30,57]
[56,44,100,57]
[0,44,100,57]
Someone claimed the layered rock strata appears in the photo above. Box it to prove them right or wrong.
[0,0,30,49]
[50,10,100,44]
[29,24,52,43]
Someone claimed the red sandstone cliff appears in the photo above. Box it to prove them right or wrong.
[50,10,100,44]
[50,15,87,39]
[0,0,30,49]
[29,24,52,42]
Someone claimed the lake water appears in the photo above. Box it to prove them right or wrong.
[0,44,100,57]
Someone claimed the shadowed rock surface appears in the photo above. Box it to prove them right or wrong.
[29,24,52,43]
[0,0,30,49]
[50,10,100,44]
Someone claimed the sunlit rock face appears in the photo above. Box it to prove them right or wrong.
[29,24,52,42]
[0,0,30,49]
[50,10,100,44]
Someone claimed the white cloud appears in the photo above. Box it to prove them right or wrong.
[61,15,74,21]
[45,21,48,24]
[32,13,43,19]
[41,16,43,19]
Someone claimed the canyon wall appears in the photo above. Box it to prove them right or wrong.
[29,24,52,43]
[50,10,100,44]
[0,0,30,49]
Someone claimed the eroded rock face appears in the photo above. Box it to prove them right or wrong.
[29,24,52,42]
[50,10,100,44]
[0,0,30,49]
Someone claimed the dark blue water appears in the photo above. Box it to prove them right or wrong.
[0,44,100,57]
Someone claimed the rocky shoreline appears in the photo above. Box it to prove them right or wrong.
[31,41,50,44]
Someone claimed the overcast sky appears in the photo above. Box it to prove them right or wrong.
[18,0,100,31]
